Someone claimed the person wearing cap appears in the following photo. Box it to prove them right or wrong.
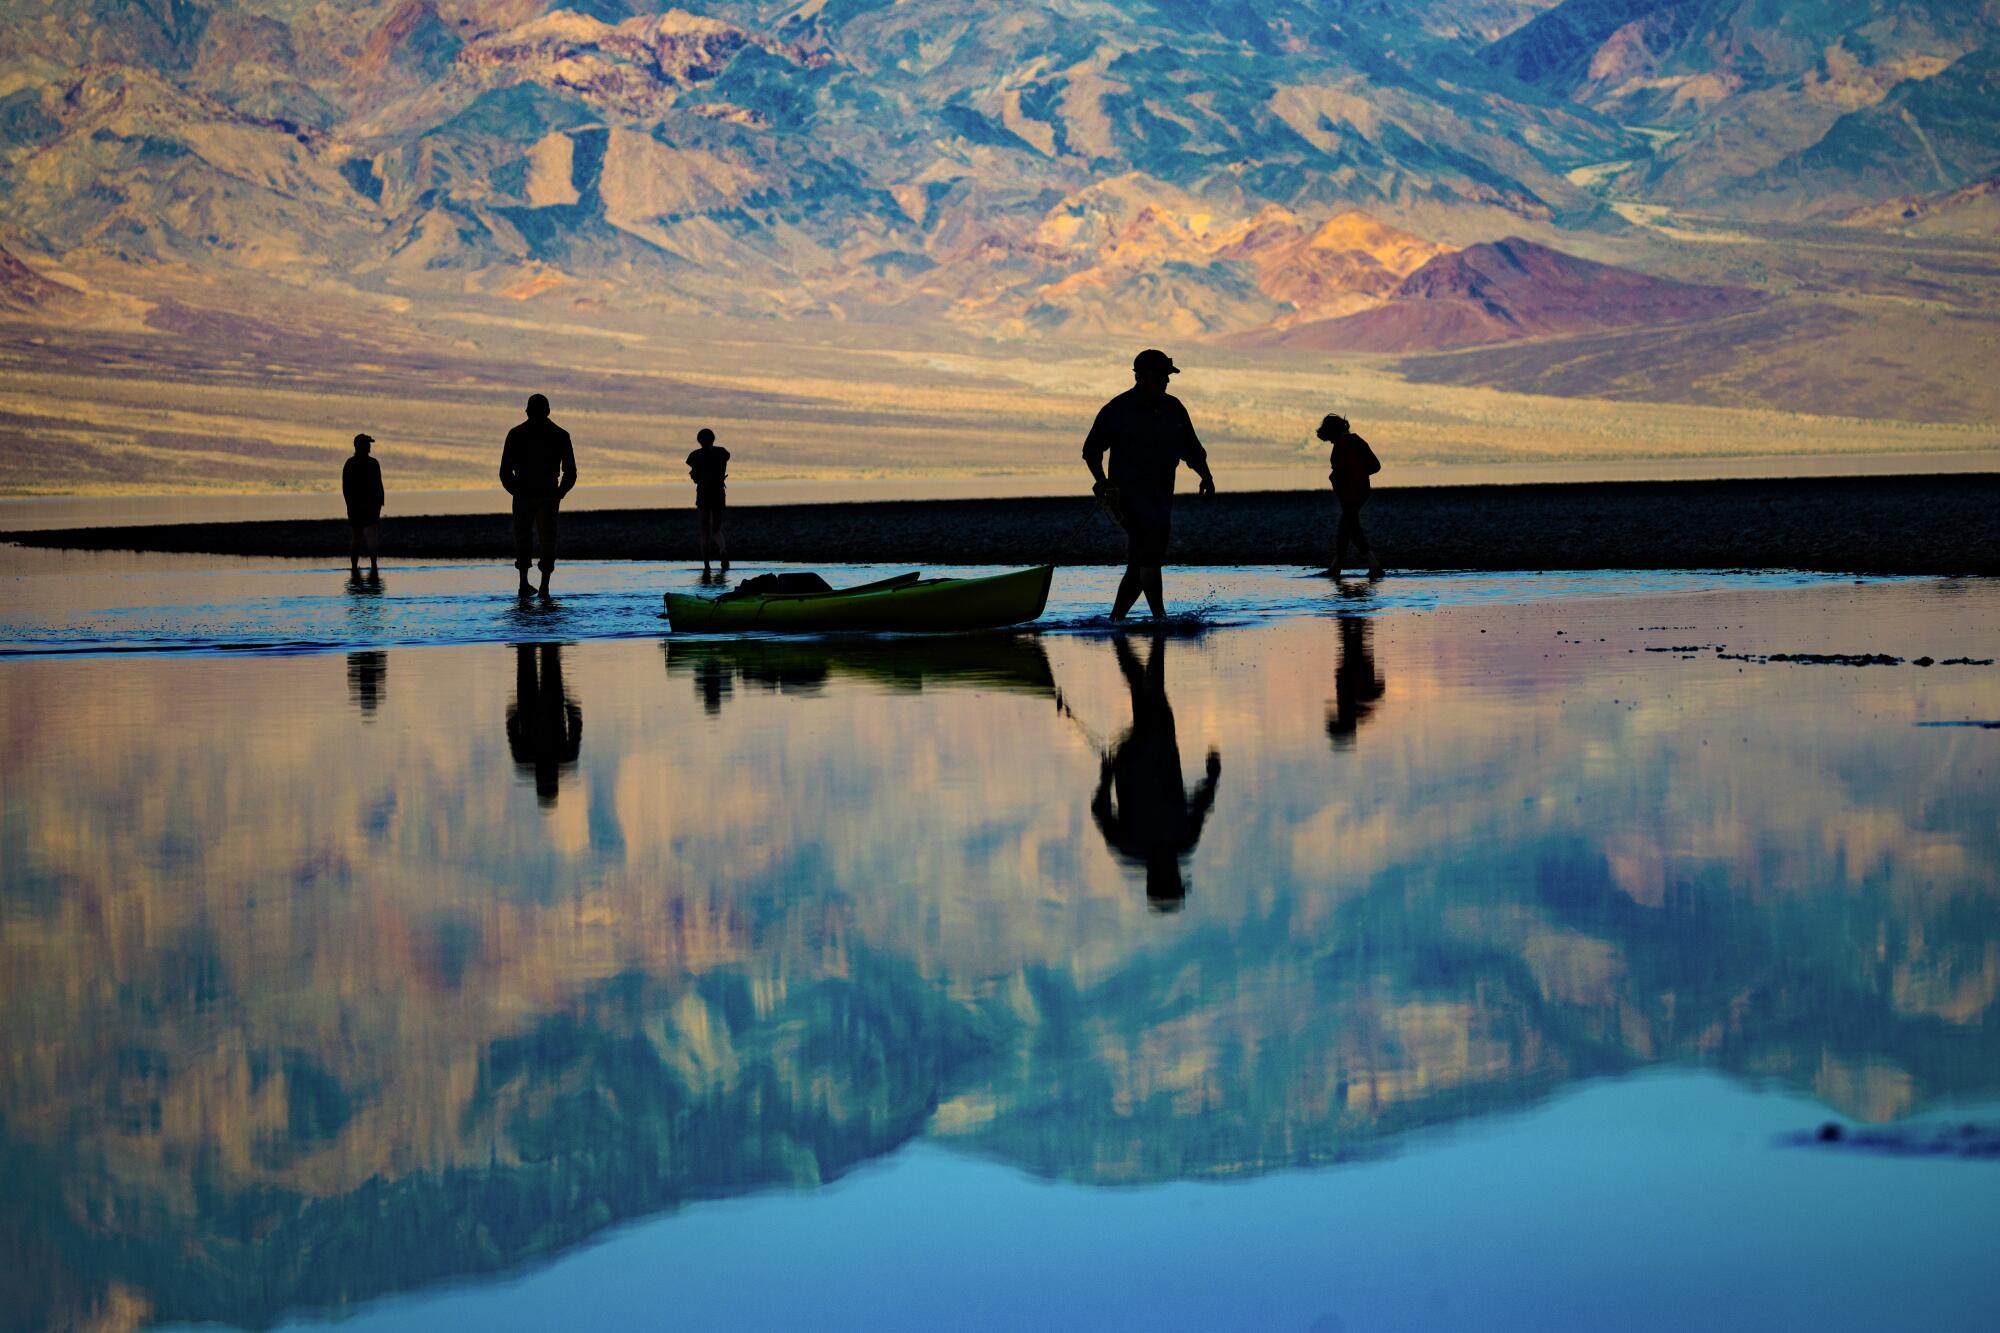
[1319,412,1384,579]
[1082,349,1216,620]
[499,393,577,599]
[342,432,384,579]
[686,426,730,574]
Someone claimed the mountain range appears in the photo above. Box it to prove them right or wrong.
[1,0,1995,350]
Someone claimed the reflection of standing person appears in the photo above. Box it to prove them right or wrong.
[346,650,387,718]
[506,643,583,806]
[1091,632,1221,911]
[1319,414,1383,579]
[499,394,577,600]
[1327,616,1385,748]
[343,433,384,579]
[687,427,730,575]
[1083,349,1216,621]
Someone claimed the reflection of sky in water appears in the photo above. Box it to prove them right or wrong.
[1,567,1997,1330]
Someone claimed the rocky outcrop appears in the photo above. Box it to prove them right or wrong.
[1240,237,1763,352]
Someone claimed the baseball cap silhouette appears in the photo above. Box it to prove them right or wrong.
[1133,349,1178,376]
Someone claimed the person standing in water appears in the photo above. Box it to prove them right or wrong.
[686,427,730,574]
[499,393,577,599]
[342,432,384,580]
[1082,349,1216,620]
[1321,413,1384,578]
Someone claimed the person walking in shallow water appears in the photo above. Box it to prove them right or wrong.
[342,432,384,579]
[1321,413,1384,578]
[686,427,730,574]
[499,393,577,599]
[1083,349,1216,620]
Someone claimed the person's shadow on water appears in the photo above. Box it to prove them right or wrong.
[1091,631,1220,912]
[506,643,583,807]
[1327,614,1385,749]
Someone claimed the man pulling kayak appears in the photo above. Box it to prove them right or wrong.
[1082,348,1217,621]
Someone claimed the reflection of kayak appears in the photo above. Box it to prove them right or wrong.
[664,634,1056,697]
[665,566,1055,633]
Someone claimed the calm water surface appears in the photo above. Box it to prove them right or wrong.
[2,556,1997,1331]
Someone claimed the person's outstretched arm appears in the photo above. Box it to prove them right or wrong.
[1181,749,1222,849]
[1178,401,1215,495]
[1090,757,1120,843]
[558,429,578,498]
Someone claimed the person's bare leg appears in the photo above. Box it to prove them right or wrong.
[1143,566,1165,619]
[350,526,362,578]
[513,502,534,596]
[716,517,727,573]
[1111,564,1143,620]
[537,506,557,599]
[1352,512,1383,579]
[365,523,380,576]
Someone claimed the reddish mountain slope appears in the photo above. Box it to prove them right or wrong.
[0,244,77,314]
[1244,238,1764,353]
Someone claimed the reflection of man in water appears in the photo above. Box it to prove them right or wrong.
[1082,349,1216,621]
[499,393,577,600]
[1091,632,1221,911]
[346,650,387,718]
[506,643,583,806]
[1327,616,1385,748]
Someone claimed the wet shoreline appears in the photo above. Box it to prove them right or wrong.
[7,474,1999,574]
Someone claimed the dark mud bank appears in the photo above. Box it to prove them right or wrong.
[9,474,2000,574]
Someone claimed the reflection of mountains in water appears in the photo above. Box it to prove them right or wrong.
[2,948,997,1333]
[664,633,1056,707]
[13,841,2000,1331]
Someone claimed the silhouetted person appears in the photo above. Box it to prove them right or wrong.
[343,432,384,578]
[506,642,583,806]
[1326,616,1384,748]
[1320,413,1383,578]
[1091,632,1220,911]
[687,426,730,574]
[1083,349,1216,620]
[346,650,387,718]
[499,394,577,599]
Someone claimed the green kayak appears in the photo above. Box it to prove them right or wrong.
[664,565,1055,633]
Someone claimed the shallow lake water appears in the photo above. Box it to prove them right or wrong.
[2,554,1998,1331]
